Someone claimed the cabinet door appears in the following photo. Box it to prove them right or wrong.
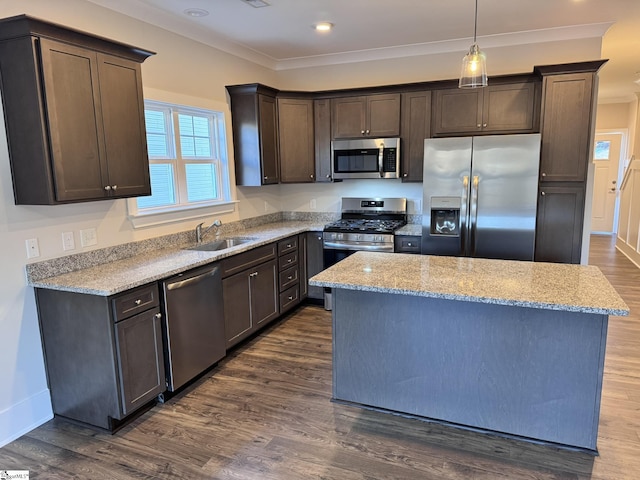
[259,94,279,184]
[534,185,585,264]
[331,96,366,138]
[223,271,252,347]
[298,233,308,299]
[539,74,595,182]
[115,308,165,416]
[314,99,332,182]
[97,54,151,197]
[251,259,279,327]
[482,83,538,133]
[278,98,315,183]
[401,91,431,182]
[306,232,325,300]
[432,88,482,136]
[39,38,108,202]
[367,94,401,137]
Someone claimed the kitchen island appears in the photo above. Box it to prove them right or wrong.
[309,252,629,452]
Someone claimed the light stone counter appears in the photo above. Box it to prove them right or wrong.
[28,221,326,296]
[310,251,629,316]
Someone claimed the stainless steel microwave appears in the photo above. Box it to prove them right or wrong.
[331,138,400,180]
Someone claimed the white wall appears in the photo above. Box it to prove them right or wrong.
[0,0,604,446]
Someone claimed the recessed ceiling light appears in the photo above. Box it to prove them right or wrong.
[183,8,209,17]
[314,22,334,33]
[241,0,271,8]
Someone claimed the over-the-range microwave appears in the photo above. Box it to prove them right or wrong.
[330,138,400,180]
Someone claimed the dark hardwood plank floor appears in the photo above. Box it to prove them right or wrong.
[2,234,639,479]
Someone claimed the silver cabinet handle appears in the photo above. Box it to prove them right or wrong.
[407,242,413,247]
[249,272,258,277]
[287,258,292,263]
[155,313,162,319]
[112,185,117,191]
[366,129,370,135]
[361,130,365,135]
[104,185,111,191]
[541,191,546,196]
[310,174,314,179]
[288,295,293,301]
[326,174,331,179]
[482,123,487,128]
[287,275,293,280]
[477,124,482,128]
[541,172,547,177]
[135,299,142,305]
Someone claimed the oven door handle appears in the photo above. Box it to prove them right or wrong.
[323,241,393,252]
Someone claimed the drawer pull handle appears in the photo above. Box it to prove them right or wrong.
[155,313,162,319]
[407,242,413,247]
[287,259,292,263]
[135,299,142,305]
[286,244,292,248]
[288,296,293,301]
[287,275,293,280]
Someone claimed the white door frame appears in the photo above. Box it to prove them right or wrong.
[594,129,629,234]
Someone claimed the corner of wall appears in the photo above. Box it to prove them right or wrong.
[0,389,53,447]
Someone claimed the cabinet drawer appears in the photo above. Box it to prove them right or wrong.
[279,265,299,291]
[278,251,298,270]
[278,236,298,255]
[221,243,277,277]
[279,284,300,313]
[112,284,159,322]
[394,235,421,254]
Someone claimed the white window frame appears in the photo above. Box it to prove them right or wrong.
[128,99,237,228]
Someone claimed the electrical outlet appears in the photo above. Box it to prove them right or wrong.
[310,199,317,210]
[26,238,40,259]
[62,231,75,251]
[80,228,97,247]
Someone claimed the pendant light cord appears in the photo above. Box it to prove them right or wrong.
[473,0,478,43]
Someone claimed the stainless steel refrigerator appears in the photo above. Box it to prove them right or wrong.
[421,134,541,260]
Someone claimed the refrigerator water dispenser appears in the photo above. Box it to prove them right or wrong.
[430,197,461,236]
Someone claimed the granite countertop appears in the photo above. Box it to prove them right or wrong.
[28,221,326,296]
[309,251,629,316]
[395,224,421,236]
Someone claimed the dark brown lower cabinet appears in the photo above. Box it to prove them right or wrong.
[534,184,585,264]
[35,283,165,431]
[306,232,325,300]
[222,245,279,348]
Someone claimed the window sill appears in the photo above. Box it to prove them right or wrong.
[127,200,238,229]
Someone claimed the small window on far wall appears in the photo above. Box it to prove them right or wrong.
[133,100,232,215]
[594,141,611,161]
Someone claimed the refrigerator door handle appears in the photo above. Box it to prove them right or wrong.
[470,175,479,256]
[460,175,469,255]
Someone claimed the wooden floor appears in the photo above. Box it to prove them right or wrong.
[2,234,639,479]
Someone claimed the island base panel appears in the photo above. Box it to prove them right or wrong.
[332,289,608,451]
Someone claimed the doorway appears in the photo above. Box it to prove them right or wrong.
[591,131,626,233]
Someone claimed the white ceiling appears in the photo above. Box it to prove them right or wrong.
[87,0,640,102]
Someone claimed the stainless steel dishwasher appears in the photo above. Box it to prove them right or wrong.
[161,264,226,392]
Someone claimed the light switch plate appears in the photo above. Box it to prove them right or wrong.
[62,231,75,251]
[80,228,97,247]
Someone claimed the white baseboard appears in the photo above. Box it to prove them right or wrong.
[0,389,53,448]
[616,238,640,269]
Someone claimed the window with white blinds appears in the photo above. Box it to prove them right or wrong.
[135,100,231,213]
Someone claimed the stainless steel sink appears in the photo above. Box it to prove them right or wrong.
[186,237,256,252]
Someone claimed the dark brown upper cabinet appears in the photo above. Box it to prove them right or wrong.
[277,97,315,183]
[331,93,400,139]
[227,84,279,186]
[400,91,431,182]
[538,69,602,182]
[0,15,154,205]
[431,81,540,137]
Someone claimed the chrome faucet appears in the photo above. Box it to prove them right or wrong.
[195,219,222,244]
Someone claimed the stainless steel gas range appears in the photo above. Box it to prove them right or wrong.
[323,197,407,266]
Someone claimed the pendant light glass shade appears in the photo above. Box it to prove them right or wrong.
[459,43,487,88]
[459,0,488,88]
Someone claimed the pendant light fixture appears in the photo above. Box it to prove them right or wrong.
[459,0,488,88]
